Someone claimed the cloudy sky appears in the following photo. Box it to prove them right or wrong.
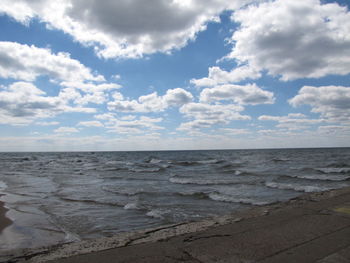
[0,0,349,151]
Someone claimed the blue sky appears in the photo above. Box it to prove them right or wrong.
[0,0,349,151]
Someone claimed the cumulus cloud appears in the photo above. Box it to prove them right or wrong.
[0,41,104,82]
[227,0,350,81]
[0,0,255,59]
[56,81,122,106]
[258,113,325,130]
[318,125,350,135]
[289,85,350,122]
[54,127,79,134]
[78,121,104,127]
[177,83,273,131]
[193,0,350,85]
[105,116,164,134]
[0,82,97,125]
[199,83,275,105]
[219,128,251,135]
[191,65,261,87]
[178,103,250,131]
[0,82,60,124]
[108,88,193,113]
[36,121,60,126]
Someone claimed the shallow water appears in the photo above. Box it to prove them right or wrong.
[0,148,349,250]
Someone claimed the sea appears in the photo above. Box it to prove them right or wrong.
[0,148,350,251]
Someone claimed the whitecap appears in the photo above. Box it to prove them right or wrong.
[208,193,270,206]
[0,181,8,191]
[265,181,340,193]
[315,167,350,174]
[123,202,140,210]
[146,209,165,219]
[129,167,161,173]
[149,158,162,164]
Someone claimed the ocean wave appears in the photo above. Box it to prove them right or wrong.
[146,209,167,219]
[326,162,350,168]
[149,158,162,164]
[176,190,211,199]
[0,180,7,191]
[105,161,134,166]
[123,202,142,210]
[102,186,141,196]
[264,181,346,193]
[196,159,223,164]
[169,175,257,186]
[59,196,123,207]
[169,159,223,166]
[208,193,271,206]
[315,167,350,174]
[280,173,350,182]
[129,167,163,173]
[271,158,290,162]
[219,164,243,171]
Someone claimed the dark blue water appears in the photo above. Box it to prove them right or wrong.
[0,148,349,250]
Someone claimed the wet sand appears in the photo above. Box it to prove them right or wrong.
[0,200,12,234]
[2,187,350,263]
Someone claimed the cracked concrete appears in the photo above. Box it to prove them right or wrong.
[2,187,350,263]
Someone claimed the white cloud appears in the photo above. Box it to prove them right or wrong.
[193,0,350,85]
[54,127,79,134]
[106,116,164,134]
[0,0,255,59]
[258,113,325,131]
[0,41,104,82]
[0,82,60,125]
[289,85,350,122]
[178,83,271,131]
[60,82,121,93]
[200,83,275,105]
[178,102,250,131]
[227,0,350,81]
[112,74,121,80]
[58,81,122,106]
[0,82,97,125]
[78,121,104,127]
[219,128,251,135]
[108,88,193,113]
[191,65,261,87]
[318,125,350,135]
[36,121,60,126]
[163,88,194,106]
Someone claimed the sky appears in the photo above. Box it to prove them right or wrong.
[0,0,349,151]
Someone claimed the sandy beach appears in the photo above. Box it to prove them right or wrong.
[1,187,350,263]
[0,199,12,234]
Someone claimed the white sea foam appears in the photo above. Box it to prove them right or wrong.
[130,167,162,173]
[289,173,350,181]
[265,182,330,193]
[169,177,231,185]
[208,193,270,206]
[315,167,350,174]
[234,170,242,175]
[146,209,165,219]
[169,175,255,185]
[149,158,162,164]
[0,180,7,191]
[123,202,140,210]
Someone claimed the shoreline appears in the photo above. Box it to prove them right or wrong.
[0,198,12,234]
[1,186,350,262]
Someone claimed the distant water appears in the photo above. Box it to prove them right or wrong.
[0,148,350,250]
